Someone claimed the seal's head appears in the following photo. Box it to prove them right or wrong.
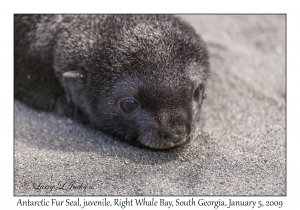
[61,15,209,149]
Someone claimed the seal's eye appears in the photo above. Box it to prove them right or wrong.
[193,83,206,102]
[120,99,140,114]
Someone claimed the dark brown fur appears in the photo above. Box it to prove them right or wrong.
[14,15,209,149]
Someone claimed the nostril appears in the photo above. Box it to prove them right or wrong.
[161,131,172,139]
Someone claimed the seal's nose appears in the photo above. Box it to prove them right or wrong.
[162,127,187,143]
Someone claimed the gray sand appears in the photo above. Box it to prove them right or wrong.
[14,15,286,196]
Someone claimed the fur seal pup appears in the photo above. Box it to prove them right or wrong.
[14,15,209,149]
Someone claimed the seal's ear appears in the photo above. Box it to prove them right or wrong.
[63,70,85,79]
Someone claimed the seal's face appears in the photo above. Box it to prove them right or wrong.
[87,67,207,149]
